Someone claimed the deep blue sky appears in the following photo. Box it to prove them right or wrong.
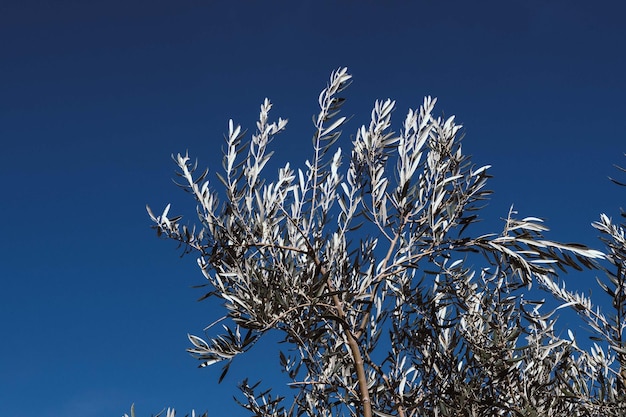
[1,1,625,416]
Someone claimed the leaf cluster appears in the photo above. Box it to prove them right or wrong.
[145,69,625,417]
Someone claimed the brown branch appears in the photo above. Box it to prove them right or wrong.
[280,210,372,417]
[324,268,372,417]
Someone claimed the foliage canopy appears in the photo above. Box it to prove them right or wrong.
[143,68,626,417]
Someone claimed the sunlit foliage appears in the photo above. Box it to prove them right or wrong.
[143,69,625,417]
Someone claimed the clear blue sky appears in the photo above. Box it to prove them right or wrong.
[1,1,625,416]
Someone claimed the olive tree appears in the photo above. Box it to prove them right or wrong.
[537,158,626,405]
[144,68,625,416]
